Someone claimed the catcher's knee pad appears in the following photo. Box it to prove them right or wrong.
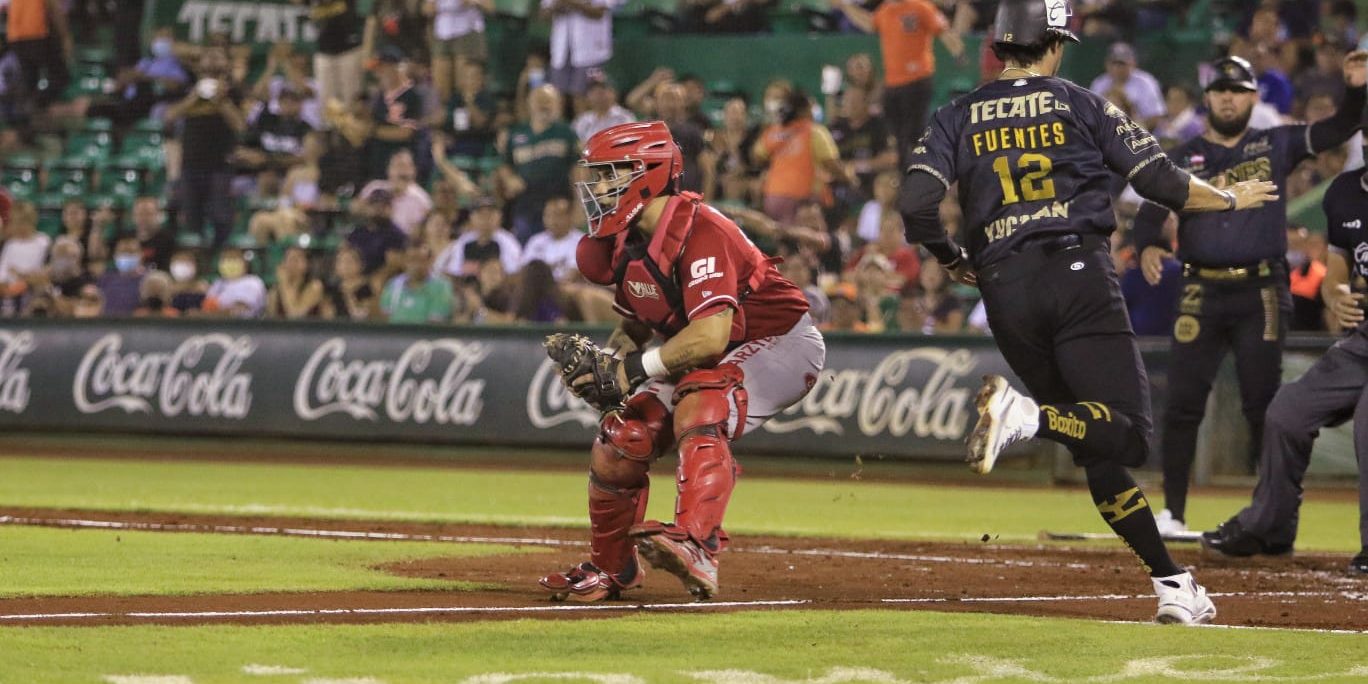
[673,363,747,439]
[587,470,650,577]
[596,392,673,464]
[670,365,745,551]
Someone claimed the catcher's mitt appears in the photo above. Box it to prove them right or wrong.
[544,333,626,411]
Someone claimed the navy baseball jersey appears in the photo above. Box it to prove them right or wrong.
[1324,168,1368,288]
[907,75,1166,268]
[1136,126,1315,266]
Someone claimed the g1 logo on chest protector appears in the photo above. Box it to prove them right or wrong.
[1354,242,1368,279]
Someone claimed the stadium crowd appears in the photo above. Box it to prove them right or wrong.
[0,0,1359,333]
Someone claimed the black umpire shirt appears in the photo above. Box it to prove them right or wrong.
[905,76,1185,269]
[1133,86,1366,267]
[1324,168,1368,296]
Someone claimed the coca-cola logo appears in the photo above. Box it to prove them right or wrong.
[0,330,34,414]
[527,358,598,429]
[764,348,976,440]
[73,333,255,418]
[294,338,489,424]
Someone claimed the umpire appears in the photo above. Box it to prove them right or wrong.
[899,0,1277,624]
[1202,161,1368,574]
[1132,53,1368,536]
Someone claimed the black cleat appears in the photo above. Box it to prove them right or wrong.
[1350,551,1368,576]
[1200,518,1292,559]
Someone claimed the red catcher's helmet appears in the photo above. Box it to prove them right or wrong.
[576,121,683,238]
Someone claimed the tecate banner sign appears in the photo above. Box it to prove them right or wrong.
[0,320,1162,459]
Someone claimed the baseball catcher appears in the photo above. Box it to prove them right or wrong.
[540,121,825,601]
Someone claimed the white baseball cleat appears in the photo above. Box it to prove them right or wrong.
[967,375,1040,475]
[1154,509,1188,537]
[1152,572,1217,625]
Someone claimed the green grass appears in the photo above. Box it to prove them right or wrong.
[0,526,529,598]
[4,610,1367,683]
[0,455,1362,551]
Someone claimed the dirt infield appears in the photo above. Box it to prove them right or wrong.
[2,508,1366,631]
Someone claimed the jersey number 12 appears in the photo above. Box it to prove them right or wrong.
[992,153,1057,205]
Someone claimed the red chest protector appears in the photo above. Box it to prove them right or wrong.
[578,193,770,339]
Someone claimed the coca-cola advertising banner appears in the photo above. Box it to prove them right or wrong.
[0,320,1180,459]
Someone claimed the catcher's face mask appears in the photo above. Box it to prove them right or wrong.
[577,161,646,238]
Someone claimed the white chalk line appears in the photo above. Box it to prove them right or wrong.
[0,599,810,622]
[883,590,1345,605]
[0,515,1086,569]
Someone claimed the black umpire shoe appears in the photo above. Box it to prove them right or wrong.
[1350,551,1368,576]
[1200,518,1293,558]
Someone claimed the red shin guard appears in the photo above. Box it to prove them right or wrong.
[587,471,649,577]
[670,365,745,552]
[585,392,671,576]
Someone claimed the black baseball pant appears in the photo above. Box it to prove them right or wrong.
[1161,272,1291,522]
[1234,327,1368,551]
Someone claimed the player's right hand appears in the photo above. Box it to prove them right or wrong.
[1332,284,1365,330]
[1140,246,1171,286]
[949,262,977,287]
[1228,179,1279,210]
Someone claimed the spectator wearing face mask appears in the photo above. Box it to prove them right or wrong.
[358,149,433,237]
[167,250,209,313]
[91,26,190,125]
[204,248,267,318]
[383,243,454,323]
[135,271,180,318]
[163,45,247,252]
[95,237,147,316]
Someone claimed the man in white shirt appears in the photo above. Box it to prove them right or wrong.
[540,0,617,97]
[1089,42,1166,130]
[573,79,634,142]
[437,197,523,277]
[0,201,50,287]
[358,149,433,237]
[521,196,583,280]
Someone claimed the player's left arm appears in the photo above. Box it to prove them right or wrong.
[1306,51,1368,154]
[898,107,971,281]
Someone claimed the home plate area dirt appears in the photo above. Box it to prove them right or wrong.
[1,508,1366,630]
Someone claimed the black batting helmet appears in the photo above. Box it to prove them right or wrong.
[993,0,1080,47]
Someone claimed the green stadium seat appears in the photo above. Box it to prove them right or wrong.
[4,180,35,202]
[44,159,94,196]
[83,117,114,133]
[2,154,40,190]
[132,118,165,133]
[120,130,164,155]
[66,131,115,163]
